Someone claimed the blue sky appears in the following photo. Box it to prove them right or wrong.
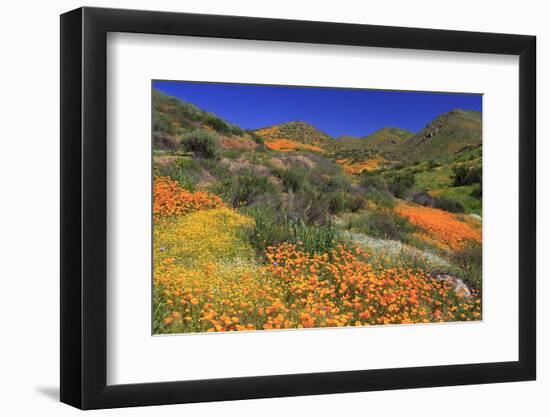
[153,80,482,138]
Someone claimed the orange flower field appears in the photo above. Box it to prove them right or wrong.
[153,176,223,219]
[264,139,325,153]
[153,178,482,334]
[336,158,385,174]
[396,201,482,251]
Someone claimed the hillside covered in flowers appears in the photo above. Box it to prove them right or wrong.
[152,87,483,334]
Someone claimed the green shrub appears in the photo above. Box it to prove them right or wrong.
[291,220,339,255]
[243,206,292,252]
[410,191,465,214]
[241,150,271,166]
[274,162,355,224]
[466,166,482,184]
[326,191,365,214]
[346,209,417,242]
[247,131,265,145]
[205,177,233,201]
[451,165,482,186]
[154,157,199,191]
[230,170,279,207]
[434,197,465,213]
[325,174,352,193]
[286,187,327,224]
[198,158,230,179]
[153,134,179,151]
[204,113,230,133]
[280,166,308,193]
[388,172,415,198]
[343,193,366,212]
[307,169,351,193]
[470,183,482,199]
[222,149,241,159]
[282,178,363,224]
[244,206,340,257]
[180,129,219,159]
[326,191,348,214]
[230,125,244,136]
[451,243,482,290]
[153,111,176,136]
[365,189,395,208]
[451,165,469,186]
[426,159,439,171]
[360,173,387,191]
[357,173,395,208]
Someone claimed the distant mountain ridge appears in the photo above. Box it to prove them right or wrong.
[398,109,482,161]
[252,109,481,163]
[153,88,482,167]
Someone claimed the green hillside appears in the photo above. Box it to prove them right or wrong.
[398,109,482,162]
[363,127,413,151]
[153,88,482,217]
[333,135,366,150]
[153,89,261,153]
[253,121,333,146]
[330,127,412,153]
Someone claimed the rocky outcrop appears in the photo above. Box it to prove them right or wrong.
[433,273,473,299]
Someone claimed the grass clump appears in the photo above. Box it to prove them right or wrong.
[154,157,200,191]
[243,205,340,257]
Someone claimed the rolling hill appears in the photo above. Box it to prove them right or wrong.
[362,127,413,151]
[253,121,333,153]
[333,135,366,150]
[153,88,482,177]
[398,109,482,162]
[153,89,261,152]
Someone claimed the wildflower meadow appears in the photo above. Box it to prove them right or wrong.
[151,84,483,335]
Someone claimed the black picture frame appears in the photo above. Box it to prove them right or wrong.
[60,6,536,410]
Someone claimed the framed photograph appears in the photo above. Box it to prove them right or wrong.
[60,7,536,409]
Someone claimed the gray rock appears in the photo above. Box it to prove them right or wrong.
[434,273,473,299]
